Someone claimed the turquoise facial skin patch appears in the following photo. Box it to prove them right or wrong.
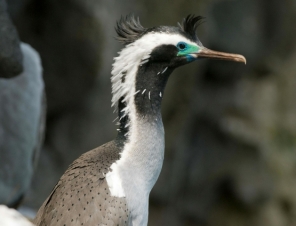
[177,42,200,58]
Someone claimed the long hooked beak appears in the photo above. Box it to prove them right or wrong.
[193,47,246,64]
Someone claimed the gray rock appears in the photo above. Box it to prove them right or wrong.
[0,205,34,226]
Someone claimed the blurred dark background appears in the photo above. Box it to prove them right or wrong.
[4,0,296,225]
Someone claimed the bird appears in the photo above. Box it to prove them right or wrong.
[34,15,245,226]
[0,43,45,208]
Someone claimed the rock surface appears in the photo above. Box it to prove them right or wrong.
[0,205,34,226]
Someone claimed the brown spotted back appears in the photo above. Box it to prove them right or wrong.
[34,141,129,226]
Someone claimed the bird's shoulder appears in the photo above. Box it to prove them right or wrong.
[66,139,123,176]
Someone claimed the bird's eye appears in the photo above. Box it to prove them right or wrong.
[177,42,187,50]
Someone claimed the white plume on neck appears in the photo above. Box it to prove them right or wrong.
[111,32,195,120]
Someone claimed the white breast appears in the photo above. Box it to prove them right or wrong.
[106,116,165,226]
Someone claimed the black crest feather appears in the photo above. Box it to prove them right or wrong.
[179,15,204,41]
[115,14,147,45]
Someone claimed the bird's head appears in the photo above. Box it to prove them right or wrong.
[114,14,246,67]
[111,15,246,128]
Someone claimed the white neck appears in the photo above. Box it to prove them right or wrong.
[106,97,165,226]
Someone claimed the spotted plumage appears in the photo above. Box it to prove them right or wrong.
[34,140,129,226]
[34,14,245,226]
